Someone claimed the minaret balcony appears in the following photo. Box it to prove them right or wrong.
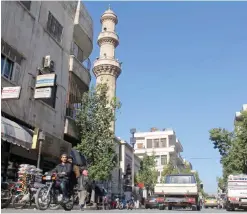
[93,57,121,69]
[97,31,119,47]
[69,55,91,87]
[73,3,93,60]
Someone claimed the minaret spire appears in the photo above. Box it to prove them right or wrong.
[92,7,122,133]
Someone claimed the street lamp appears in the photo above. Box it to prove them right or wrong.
[130,128,136,192]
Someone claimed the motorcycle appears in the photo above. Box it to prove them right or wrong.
[126,199,135,210]
[1,182,17,209]
[35,172,74,211]
[115,197,124,209]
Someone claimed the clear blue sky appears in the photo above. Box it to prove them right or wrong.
[84,1,247,194]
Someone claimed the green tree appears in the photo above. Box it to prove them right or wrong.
[217,177,226,192]
[137,154,157,192]
[75,83,121,181]
[181,162,192,174]
[161,161,175,178]
[209,111,247,180]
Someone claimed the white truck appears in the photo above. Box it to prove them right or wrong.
[154,174,202,211]
[225,174,247,211]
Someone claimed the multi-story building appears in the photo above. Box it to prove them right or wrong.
[1,1,93,176]
[134,128,184,182]
[235,104,247,122]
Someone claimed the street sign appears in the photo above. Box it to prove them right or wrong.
[1,86,21,99]
[130,137,136,144]
[34,87,52,99]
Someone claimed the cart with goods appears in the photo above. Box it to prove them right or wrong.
[12,164,44,209]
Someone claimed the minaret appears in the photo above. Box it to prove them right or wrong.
[93,6,122,133]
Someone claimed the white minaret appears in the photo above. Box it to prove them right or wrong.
[93,6,122,133]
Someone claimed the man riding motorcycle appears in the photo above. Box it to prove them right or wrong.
[53,153,73,203]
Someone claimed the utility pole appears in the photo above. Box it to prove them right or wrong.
[37,130,45,169]
[130,128,136,192]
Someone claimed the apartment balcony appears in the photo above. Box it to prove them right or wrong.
[134,146,176,156]
[176,138,183,152]
[69,55,91,88]
[64,112,78,140]
[73,1,93,60]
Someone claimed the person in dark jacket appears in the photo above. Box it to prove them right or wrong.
[54,153,73,203]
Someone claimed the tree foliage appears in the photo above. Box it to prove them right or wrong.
[75,83,121,181]
[136,154,157,191]
[209,111,247,182]
[217,177,226,192]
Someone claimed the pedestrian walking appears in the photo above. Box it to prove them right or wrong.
[77,168,89,210]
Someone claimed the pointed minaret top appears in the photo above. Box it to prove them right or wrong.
[108,4,111,10]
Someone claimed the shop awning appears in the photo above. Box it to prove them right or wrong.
[1,116,33,150]
[70,148,87,166]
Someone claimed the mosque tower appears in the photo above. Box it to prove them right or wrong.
[93,6,122,133]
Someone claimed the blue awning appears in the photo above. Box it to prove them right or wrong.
[1,116,33,150]
[70,148,87,166]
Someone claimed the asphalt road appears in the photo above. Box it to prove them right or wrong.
[2,207,246,213]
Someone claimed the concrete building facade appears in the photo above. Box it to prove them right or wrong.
[134,128,184,183]
[1,1,93,171]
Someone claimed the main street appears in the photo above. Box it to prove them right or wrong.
[2,208,246,213]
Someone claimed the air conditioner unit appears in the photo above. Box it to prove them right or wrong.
[43,55,55,71]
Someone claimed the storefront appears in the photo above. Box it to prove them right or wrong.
[1,116,34,181]
[1,116,72,181]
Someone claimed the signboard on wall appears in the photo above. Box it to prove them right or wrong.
[35,74,56,88]
[34,87,52,99]
[1,86,21,99]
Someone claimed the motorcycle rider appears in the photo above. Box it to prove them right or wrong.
[53,153,73,203]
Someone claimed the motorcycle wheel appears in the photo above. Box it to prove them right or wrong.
[1,189,12,209]
[49,204,60,210]
[12,194,29,209]
[62,194,74,211]
[35,186,51,210]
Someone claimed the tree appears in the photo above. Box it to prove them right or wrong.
[75,83,121,181]
[217,177,226,192]
[137,154,157,193]
[209,111,247,181]
[161,161,175,178]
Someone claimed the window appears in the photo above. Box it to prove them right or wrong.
[47,12,63,43]
[137,143,143,149]
[156,171,160,177]
[1,55,14,80]
[72,42,83,63]
[146,139,152,148]
[165,175,196,184]
[20,1,31,10]
[160,138,167,147]
[155,156,160,165]
[154,139,159,148]
[135,137,145,140]
[66,73,83,118]
[161,155,167,165]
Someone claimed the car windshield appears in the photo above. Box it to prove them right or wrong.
[206,197,216,200]
[165,175,196,184]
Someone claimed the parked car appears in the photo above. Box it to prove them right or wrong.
[204,196,218,209]
[145,194,164,209]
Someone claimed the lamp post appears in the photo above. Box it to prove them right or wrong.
[130,128,136,192]
[37,130,45,169]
